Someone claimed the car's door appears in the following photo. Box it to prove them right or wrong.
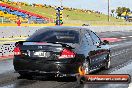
[86,30,108,68]
[84,31,95,70]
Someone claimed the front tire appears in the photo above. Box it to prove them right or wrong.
[104,54,111,70]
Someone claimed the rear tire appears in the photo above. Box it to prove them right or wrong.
[83,61,90,75]
[76,75,86,84]
[76,61,89,84]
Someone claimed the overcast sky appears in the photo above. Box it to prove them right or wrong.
[12,0,131,14]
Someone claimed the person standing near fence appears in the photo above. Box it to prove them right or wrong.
[17,18,21,26]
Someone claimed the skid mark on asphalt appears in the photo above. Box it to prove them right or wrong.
[109,47,132,73]
[98,43,132,75]
[109,60,132,74]
[111,47,132,57]
[20,81,68,88]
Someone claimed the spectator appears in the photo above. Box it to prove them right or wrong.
[28,15,31,24]
[17,18,21,26]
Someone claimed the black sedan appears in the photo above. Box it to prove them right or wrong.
[13,26,111,79]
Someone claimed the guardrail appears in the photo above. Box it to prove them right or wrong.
[0,44,15,58]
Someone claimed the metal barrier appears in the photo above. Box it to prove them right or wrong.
[0,43,15,57]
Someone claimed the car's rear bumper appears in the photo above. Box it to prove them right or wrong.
[17,70,79,77]
[13,57,82,76]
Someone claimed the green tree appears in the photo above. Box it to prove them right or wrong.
[116,7,130,17]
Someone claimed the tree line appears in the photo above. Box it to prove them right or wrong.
[111,7,131,17]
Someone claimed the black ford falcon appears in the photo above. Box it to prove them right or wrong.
[13,26,110,79]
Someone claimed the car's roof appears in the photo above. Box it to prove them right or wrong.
[39,26,90,31]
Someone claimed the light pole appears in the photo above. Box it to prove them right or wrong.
[108,0,110,22]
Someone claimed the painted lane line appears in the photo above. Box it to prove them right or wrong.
[120,37,126,38]
[128,36,132,38]
[111,48,132,57]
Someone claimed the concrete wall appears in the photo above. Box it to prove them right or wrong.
[0,26,132,57]
[0,26,132,38]
[85,26,132,32]
[0,27,41,38]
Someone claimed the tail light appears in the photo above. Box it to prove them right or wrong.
[14,47,21,55]
[59,48,75,59]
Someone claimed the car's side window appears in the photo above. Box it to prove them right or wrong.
[84,32,93,46]
[88,31,101,45]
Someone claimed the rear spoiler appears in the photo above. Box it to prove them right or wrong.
[15,41,74,49]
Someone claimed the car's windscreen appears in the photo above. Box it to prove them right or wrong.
[27,30,79,43]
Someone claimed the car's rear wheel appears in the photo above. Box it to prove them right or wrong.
[77,61,90,84]
[83,61,90,75]
[104,54,111,70]
[76,75,86,84]
[78,61,90,75]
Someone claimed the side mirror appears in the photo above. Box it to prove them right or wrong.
[103,40,109,44]
[94,42,100,46]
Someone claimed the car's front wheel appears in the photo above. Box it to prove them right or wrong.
[104,54,111,70]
